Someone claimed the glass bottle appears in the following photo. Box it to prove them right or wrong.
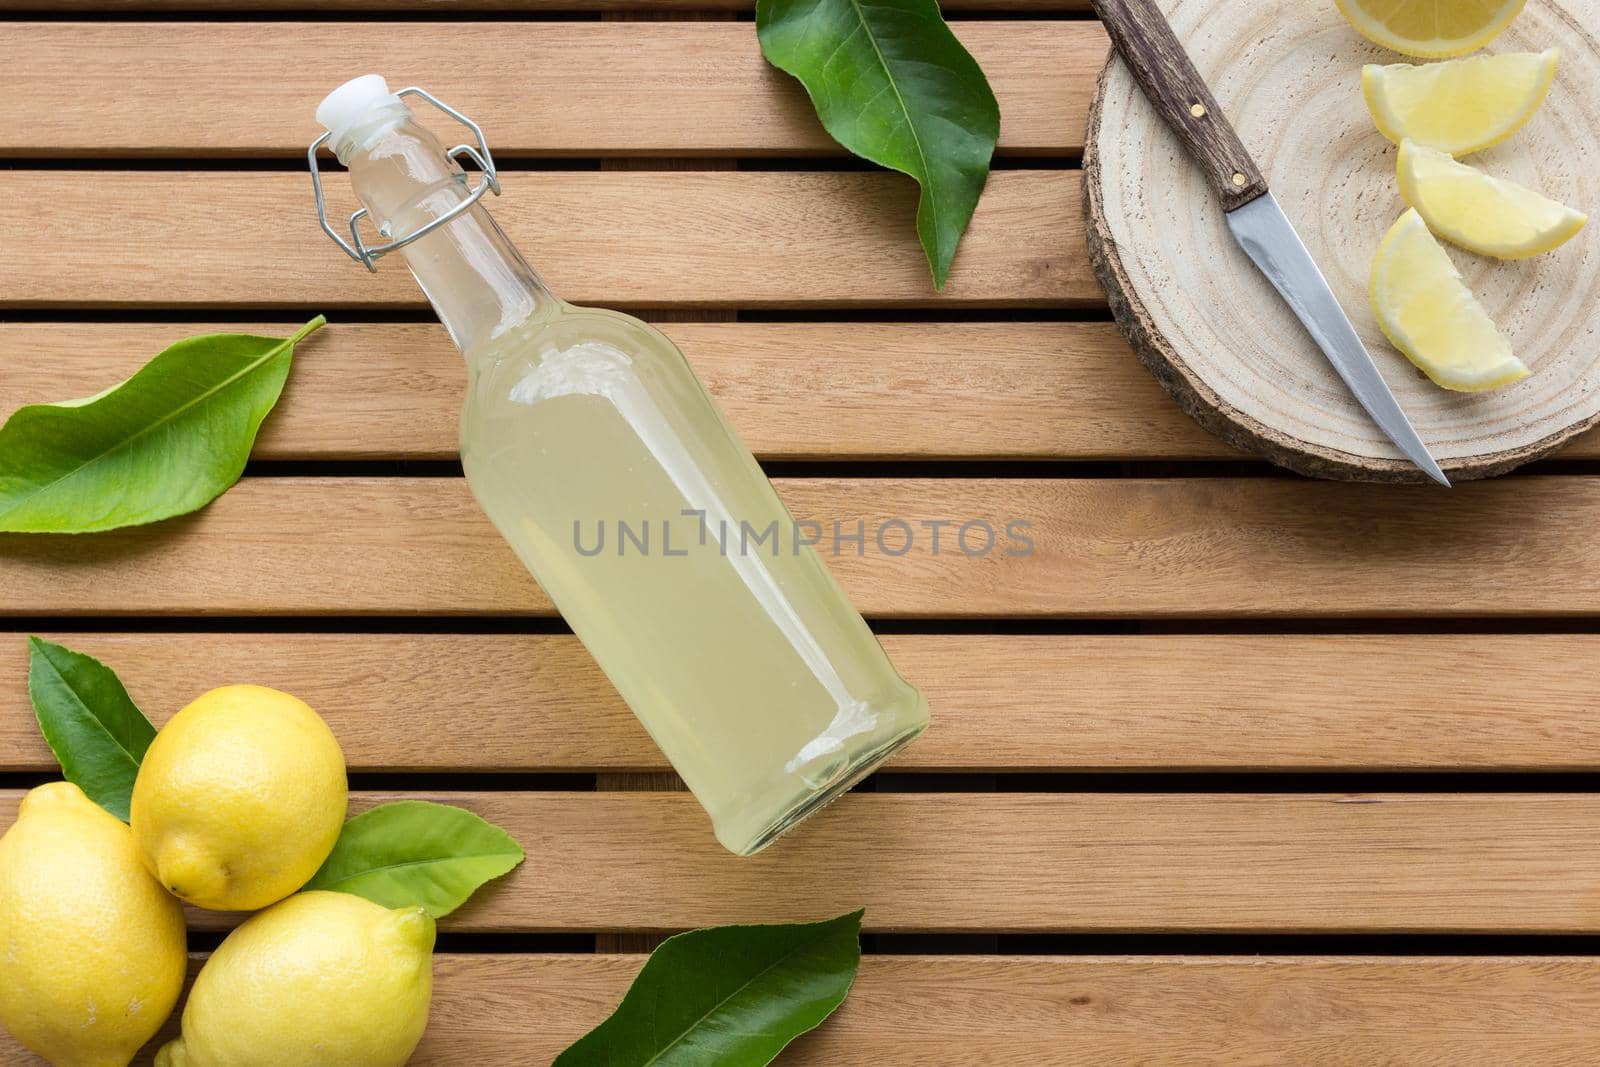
[310,76,929,855]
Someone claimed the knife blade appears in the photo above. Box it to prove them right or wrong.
[1090,0,1449,485]
[1227,194,1449,485]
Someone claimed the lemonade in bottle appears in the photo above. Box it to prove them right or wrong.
[310,76,928,855]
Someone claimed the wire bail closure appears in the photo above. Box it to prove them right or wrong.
[307,86,502,272]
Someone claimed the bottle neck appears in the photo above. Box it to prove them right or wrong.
[342,115,558,356]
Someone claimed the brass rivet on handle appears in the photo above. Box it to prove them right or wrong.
[1189,103,1207,118]
[1232,172,1247,187]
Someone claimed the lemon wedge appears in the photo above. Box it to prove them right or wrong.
[1336,0,1526,58]
[1364,50,1558,156]
[1370,210,1529,392]
[1397,140,1586,259]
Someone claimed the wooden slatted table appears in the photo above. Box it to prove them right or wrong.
[4,3,1600,1063]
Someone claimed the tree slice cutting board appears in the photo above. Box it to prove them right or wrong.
[1085,0,1600,481]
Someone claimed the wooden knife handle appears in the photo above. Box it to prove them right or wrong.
[1090,0,1269,211]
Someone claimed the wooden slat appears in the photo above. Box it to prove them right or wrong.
[426,955,1600,1065]
[328,954,1600,1065]
[13,321,1600,462]
[0,321,1223,461]
[0,170,1084,309]
[0,22,1098,157]
[6,476,1600,618]
[8,955,1586,1065]
[5,789,1598,932]
[4,0,1089,10]
[6,633,1600,773]
[131,955,1600,1065]
[409,955,1600,1065]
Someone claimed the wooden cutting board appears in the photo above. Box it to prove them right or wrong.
[1085,0,1600,481]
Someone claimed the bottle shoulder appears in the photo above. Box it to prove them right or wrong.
[547,304,678,350]
[462,306,698,416]
[468,306,683,378]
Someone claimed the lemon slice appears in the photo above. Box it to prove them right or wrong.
[1370,210,1529,392]
[1335,0,1525,58]
[1364,49,1558,156]
[1397,140,1587,259]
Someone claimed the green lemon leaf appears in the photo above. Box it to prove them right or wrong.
[0,316,324,533]
[305,800,525,918]
[756,0,1000,288]
[27,636,156,821]
[555,909,864,1067]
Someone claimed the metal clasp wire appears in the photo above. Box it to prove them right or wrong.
[307,86,502,272]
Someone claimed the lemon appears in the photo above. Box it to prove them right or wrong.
[131,685,347,912]
[1370,209,1529,392]
[1364,50,1558,156]
[1336,0,1525,58]
[0,782,187,1067]
[1397,140,1587,259]
[155,891,434,1067]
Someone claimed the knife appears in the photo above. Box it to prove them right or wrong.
[1090,0,1450,486]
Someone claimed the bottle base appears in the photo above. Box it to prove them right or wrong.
[721,717,929,857]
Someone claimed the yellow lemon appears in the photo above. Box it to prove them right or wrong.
[0,782,187,1067]
[155,891,434,1067]
[1397,139,1586,259]
[1335,0,1525,58]
[1370,209,1529,392]
[1364,50,1558,156]
[131,685,346,912]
